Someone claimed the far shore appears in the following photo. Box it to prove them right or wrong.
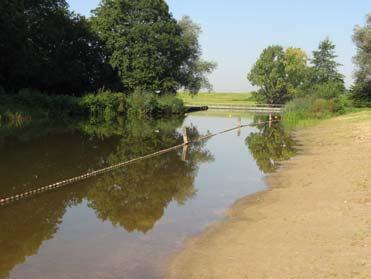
[167,111,371,279]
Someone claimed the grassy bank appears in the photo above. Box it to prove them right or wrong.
[177,92,255,106]
[0,90,185,125]
[282,95,371,129]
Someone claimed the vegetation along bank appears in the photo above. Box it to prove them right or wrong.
[0,0,216,122]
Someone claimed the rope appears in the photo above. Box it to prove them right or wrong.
[0,119,278,207]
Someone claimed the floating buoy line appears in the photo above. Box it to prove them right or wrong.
[0,119,279,207]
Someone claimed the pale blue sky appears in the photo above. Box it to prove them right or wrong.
[67,0,370,92]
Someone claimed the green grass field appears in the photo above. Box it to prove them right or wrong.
[177,92,255,106]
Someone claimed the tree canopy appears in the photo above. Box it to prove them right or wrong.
[0,0,117,95]
[352,13,371,105]
[0,0,215,96]
[247,39,346,104]
[311,38,344,85]
[247,46,307,104]
[91,0,215,94]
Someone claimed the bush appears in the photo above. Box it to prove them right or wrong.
[299,81,345,100]
[80,91,127,122]
[157,94,185,115]
[313,81,345,100]
[351,81,371,107]
[0,89,185,122]
[127,90,184,117]
[9,89,81,117]
[283,95,350,128]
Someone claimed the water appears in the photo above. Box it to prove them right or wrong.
[0,111,295,279]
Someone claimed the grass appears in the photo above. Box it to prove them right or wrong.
[282,97,371,130]
[177,92,255,106]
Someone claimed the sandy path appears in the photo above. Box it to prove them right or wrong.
[167,111,371,279]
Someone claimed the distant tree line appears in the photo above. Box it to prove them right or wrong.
[247,13,371,106]
[0,0,216,96]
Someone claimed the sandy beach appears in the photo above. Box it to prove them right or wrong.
[167,111,371,279]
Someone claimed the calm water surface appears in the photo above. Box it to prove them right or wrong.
[0,111,295,279]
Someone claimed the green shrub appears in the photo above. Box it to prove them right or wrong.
[13,89,81,116]
[127,90,184,117]
[309,98,334,118]
[313,81,345,99]
[283,95,350,129]
[298,81,345,100]
[351,81,371,107]
[80,91,127,122]
[127,90,159,116]
[157,94,185,115]
[1,89,184,123]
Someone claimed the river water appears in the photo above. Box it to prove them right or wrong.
[0,111,295,279]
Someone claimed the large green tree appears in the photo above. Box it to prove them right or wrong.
[91,1,215,94]
[0,0,117,95]
[91,0,186,93]
[247,46,308,104]
[311,38,344,84]
[352,13,371,105]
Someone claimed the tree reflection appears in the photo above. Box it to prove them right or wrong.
[246,116,296,173]
[0,115,213,277]
[87,124,214,233]
[0,186,87,279]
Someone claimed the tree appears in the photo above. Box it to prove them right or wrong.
[351,13,371,105]
[311,38,344,84]
[0,0,117,95]
[248,46,287,104]
[91,1,215,94]
[91,0,185,94]
[283,47,309,97]
[177,16,217,94]
[247,46,308,104]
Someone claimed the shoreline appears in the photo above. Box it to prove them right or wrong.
[167,111,371,279]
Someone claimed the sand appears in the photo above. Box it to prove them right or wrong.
[167,111,371,279]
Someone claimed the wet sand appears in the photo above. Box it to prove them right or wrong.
[167,111,371,279]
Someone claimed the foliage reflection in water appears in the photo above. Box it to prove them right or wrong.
[246,115,297,173]
[0,112,296,279]
[0,115,213,276]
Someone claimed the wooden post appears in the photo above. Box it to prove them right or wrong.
[182,127,189,161]
[183,127,189,144]
[269,113,272,128]
[237,116,241,136]
[182,144,189,161]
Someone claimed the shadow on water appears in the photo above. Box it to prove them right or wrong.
[245,115,297,174]
[0,116,213,279]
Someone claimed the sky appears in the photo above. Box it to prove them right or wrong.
[67,0,370,92]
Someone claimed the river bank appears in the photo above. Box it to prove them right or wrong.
[167,111,371,279]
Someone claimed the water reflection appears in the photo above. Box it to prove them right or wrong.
[87,126,213,233]
[0,112,295,279]
[0,187,88,279]
[245,115,296,173]
[0,116,212,278]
